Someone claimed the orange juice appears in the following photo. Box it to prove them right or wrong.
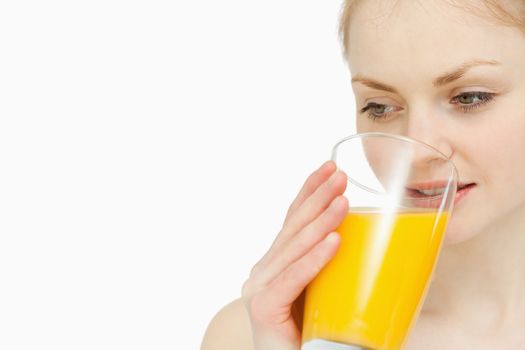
[302,208,448,350]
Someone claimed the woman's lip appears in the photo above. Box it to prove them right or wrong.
[403,183,476,208]
[454,183,476,206]
[406,181,472,191]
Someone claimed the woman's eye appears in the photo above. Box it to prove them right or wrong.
[360,102,398,121]
[360,92,496,121]
[450,91,496,112]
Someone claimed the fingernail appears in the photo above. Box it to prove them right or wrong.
[330,195,346,210]
[324,232,340,244]
[320,160,335,172]
[328,171,341,186]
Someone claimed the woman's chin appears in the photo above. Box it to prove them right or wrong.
[441,209,482,246]
[442,230,468,245]
[442,224,480,246]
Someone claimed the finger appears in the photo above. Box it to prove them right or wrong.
[284,160,336,225]
[251,170,346,277]
[257,195,348,285]
[275,170,347,249]
[259,232,341,320]
[291,290,305,332]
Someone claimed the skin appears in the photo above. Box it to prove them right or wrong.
[201,0,525,348]
[347,0,525,346]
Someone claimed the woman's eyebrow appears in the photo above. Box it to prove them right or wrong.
[351,59,501,92]
[350,77,398,93]
[432,59,501,87]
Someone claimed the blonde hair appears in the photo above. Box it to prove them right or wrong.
[338,0,525,58]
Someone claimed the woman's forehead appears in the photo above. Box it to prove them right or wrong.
[345,0,524,84]
[347,0,503,47]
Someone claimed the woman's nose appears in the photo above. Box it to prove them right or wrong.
[403,114,454,160]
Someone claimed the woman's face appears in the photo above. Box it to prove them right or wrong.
[346,0,525,244]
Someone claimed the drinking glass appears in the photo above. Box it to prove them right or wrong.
[301,132,458,350]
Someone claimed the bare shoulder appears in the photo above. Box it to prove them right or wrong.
[201,298,254,350]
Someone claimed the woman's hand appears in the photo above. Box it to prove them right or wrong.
[241,160,349,350]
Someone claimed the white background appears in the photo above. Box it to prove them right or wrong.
[0,1,356,349]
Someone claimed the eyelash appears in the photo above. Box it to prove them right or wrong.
[360,91,496,121]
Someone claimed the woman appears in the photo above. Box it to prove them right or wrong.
[201,0,525,348]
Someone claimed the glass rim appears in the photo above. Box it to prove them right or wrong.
[330,132,459,200]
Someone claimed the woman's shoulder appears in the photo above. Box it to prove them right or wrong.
[201,298,254,350]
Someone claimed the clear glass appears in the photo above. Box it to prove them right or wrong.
[301,132,458,350]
